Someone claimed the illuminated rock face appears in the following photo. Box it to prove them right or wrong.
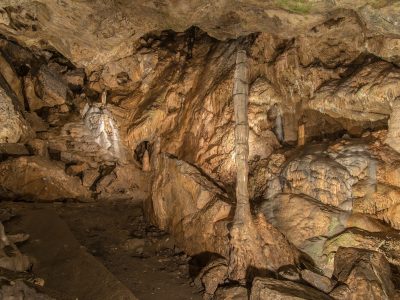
[3,6,400,298]
[83,105,124,161]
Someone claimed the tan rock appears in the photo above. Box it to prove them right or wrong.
[0,86,31,143]
[0,53,24,107]
[27,139,49,157]
[214,286,248,300]
[34,66,69,107]
[300,269,336,293]
[0,156,91,202]
[386,100,400,153]
[0,143,29,157]
[25,112,49,132]
[333,247,395,300]
[250,277,332,300]
[24,75,44,111]
[82,169,100,188]
[96,164,149,201]
[322,228,400,276]
[259,193,347,249]
[195,259,227,298]
[149,154,231,257]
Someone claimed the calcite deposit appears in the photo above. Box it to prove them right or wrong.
[1,1,400,299]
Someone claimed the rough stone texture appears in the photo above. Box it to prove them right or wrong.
[33,65,69,108]
[332,247,395,300]
[195,258,227,298]
[300,269,336,294]
[0,86,30,143]
[2,1,400,71]
[0,280,54,300]
[214,286,248,300]
[149,154,231,257]
[0,156,91,202]
[250,277,333,300]
[322,228,400,277]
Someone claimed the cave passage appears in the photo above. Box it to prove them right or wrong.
[1,1,400,300]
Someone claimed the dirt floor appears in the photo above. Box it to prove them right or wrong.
[0,200,203,300]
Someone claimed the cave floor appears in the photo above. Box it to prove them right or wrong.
[0,200,203,300]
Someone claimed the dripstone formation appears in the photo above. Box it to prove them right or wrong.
[1,1,400,299]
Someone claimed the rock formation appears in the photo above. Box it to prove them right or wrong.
[2,2,400,299]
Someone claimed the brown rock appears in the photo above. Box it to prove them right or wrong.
[148,154,231,257]
[195,259,227,298]
[250,277,332,300]
[0,86,31,143]
[63,68,85,88]
[0,156,91,202]
[300,269,336,293]
[24,112,49,132]
[27,139,49,157]
[34,66,69,107]
[332,247,395,300]
[82,169,100,188]
[0,143,29,157]
[214,286,248,300]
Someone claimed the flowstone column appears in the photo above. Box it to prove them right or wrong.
[228,49,265,283]
[386,100,400,153]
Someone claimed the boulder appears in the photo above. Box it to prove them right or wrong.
[322,228,400,276]
[300,269,336,293]
[332,247,395,299]
[214,286,248,300]
[259,193,347,249]
[0,156,91,202]
[0,86,31,143]
[0,143,29,158]
[250,277,332,300]
[34,66,69,108]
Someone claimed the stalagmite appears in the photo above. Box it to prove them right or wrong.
[142,149,151,172]
[228,49,265,283]
[298,123,305,146]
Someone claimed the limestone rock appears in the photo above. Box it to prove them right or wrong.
[332,247,395,300]
[63,68,85,89]
[27,139,49,157]
[195,259,227,298]
[322,228,400,276]
[281,153,356,208]
[149,154,231,257]
[259,193,347,249]
[2,1,400,71]
[0,86,31,143]
[24,112,49,132]
[0,143,29,158]
[214,286,248,300]
[0,280,54,300]
[0,156,91,202]
[300,269,336,294]
[96,164,149,201]
[34,66,69,108]
[250,277,332,300]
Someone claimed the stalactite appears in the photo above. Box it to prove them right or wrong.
[142,149,151,171]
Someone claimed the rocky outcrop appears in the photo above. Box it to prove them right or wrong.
[0,156,91,202]
[149,154,231,257]
[250,277,333,300]
[0,86,31,143]
[332,247,395,300]
[2,1,400,71]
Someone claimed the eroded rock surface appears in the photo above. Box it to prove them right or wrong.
[0,156,91,202]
